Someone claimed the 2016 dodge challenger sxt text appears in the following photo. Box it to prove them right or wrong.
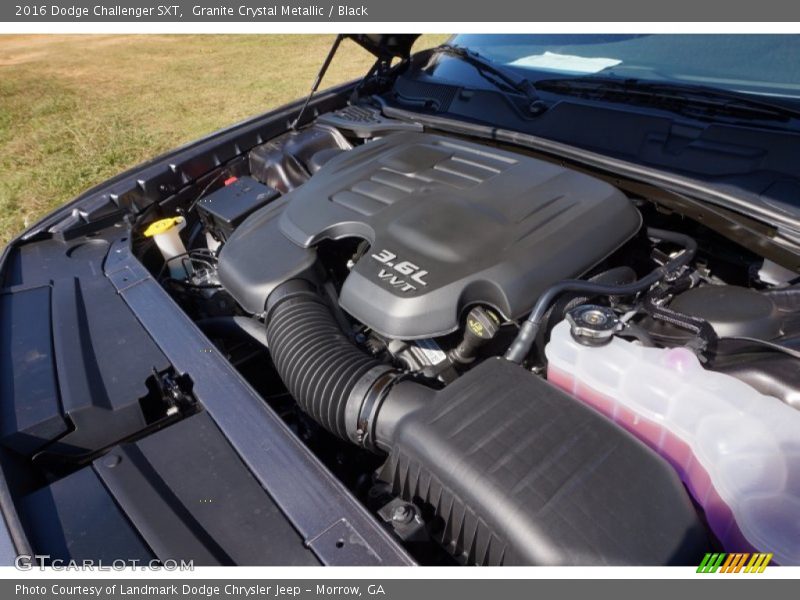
[1,34,798,566]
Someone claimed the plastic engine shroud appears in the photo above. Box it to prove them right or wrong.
[221,132,642,339]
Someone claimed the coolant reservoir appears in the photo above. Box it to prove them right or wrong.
[545,318,800,565]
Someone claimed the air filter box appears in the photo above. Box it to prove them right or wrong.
[379,358,707,565]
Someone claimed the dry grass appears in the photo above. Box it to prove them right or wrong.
[0,34,448,244]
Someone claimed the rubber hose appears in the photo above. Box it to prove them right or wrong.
[505,228,698,363]
[265,279,394,441]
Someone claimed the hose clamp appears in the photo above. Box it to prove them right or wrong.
[345,366,402,450]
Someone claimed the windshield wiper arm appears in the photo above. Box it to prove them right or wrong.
[536,76,800,122]
[433,44,547,115]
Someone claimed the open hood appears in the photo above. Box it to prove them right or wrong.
[345,34,421,60]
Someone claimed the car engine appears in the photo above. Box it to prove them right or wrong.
[136,113,800,566]
[219,131,640,339]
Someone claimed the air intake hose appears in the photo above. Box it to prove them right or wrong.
[265,279,430,449]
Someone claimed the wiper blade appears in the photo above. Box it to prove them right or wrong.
[536,76,800,122]
[433,44,547,115]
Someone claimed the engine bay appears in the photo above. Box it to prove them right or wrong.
[117,109,800,565]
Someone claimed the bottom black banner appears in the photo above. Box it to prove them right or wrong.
[3,579,795,600]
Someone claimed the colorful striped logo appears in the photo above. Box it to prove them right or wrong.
[697,553,773,573]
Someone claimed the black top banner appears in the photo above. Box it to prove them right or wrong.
[3,0,800,22]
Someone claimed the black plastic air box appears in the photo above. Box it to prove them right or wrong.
[379,358,708,565]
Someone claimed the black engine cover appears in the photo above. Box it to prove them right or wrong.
[222,132,641,337]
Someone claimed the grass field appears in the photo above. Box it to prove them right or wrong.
[0,34,447,245]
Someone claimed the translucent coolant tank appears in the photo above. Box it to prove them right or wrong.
[545,320,800,565]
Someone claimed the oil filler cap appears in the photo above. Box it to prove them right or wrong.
[566,305,621,346]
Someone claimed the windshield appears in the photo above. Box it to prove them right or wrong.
[450,34,800,100]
